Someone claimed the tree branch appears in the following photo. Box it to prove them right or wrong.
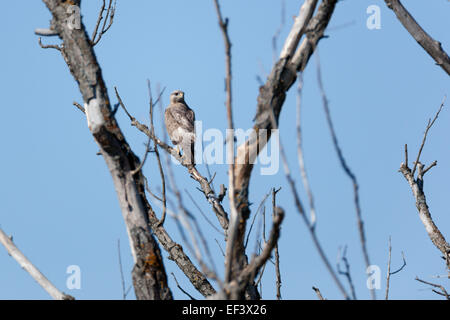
[0,228,74,300]
[384,0,450,75]
[399,99,450,271]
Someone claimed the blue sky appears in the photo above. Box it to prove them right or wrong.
[0,0,449,300]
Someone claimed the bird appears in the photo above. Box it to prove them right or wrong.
[164,90,196,165]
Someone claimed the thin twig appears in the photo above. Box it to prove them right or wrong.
[415,277,449,300]
[147,81,167,226]
[411,97,445,176]
[337,246,357,300]
[272,188,282,300]
[185,189,224,236]
[312,286,326,300]
[117,239,127,300]
[266,62,350,300]
[296,72,317,228]
[315,49,375,300]
[213,0,238,285]
[91,0,116,46]
[171,273,197,300]
[38,37,61,51]
[245,191,271,249]
[130,135,151,176]
[73,101,85,114]
[272,0,286,63]
[399,98,450,271]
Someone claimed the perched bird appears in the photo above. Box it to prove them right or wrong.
[164,90,196,164]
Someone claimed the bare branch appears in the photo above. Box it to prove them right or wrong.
[295,72,317,227]
[0,228,74,300]
[117,239,128,300]
[73,101,86,114]
[232,4,338,296]
[384,0,450,75]
[411,97,445,176]
[171,273,197,300]
[38,37,61,51]
[315,49,375,300]
[337,246,357,300]
[399,99,450,271]
[272,0,286,63]
[91,0,117,46]
[147,81,167,226]
[272,188,282,300]
[212,0,241,287]
[312,286,326,300]
[385,237,406,300]
[415,277,449,300]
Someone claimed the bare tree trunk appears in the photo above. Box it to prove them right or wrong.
[40,0,172,300]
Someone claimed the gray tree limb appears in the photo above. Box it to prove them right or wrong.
[384,0,450,75]
[40,0,173,300]
[0,228,74,300]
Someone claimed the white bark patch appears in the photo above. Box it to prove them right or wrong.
[85,98,105,133]
[419,211,435,235]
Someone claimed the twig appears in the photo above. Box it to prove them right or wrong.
[171,272,197,300]
[130,135,151,175]
[244,190,271,248]
[0,228,74,300]
[272,188,282,300]
[73,101,86,114]
[415,277,449,300]
[117,239,127,300]
[296,72,317,227]
[385,237,406,300]
[212,0,238,286]
[399,98,450,271]
[315,49,375,300]
[185,190,224,236]
[147,81,167,226]
[38,37,61,51]
[266,57,350,300]
[272,0,285,63]
[164,148,221,287]
[215,238,225,257]
[411,97,445,176]
[337,246,357,300]
[91,0,116,46]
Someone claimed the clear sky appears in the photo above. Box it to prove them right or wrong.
[0,0,449,300]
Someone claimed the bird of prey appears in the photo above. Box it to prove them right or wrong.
[164,90,196,164]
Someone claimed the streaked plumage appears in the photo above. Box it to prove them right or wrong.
[164,90,196,164]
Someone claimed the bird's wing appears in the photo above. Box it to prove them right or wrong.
[168,104,195,133]
[164,108,178,139]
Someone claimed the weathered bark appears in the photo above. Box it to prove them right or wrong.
[231,0,338,298]
[41,0,172,299]
[399,162,450,269]
[385,0,450,75]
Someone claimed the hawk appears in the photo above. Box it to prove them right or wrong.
[164,90,196,165]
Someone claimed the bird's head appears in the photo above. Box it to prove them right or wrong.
[170,90,185,103]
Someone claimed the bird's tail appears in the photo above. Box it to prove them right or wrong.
[190,142,195,165]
